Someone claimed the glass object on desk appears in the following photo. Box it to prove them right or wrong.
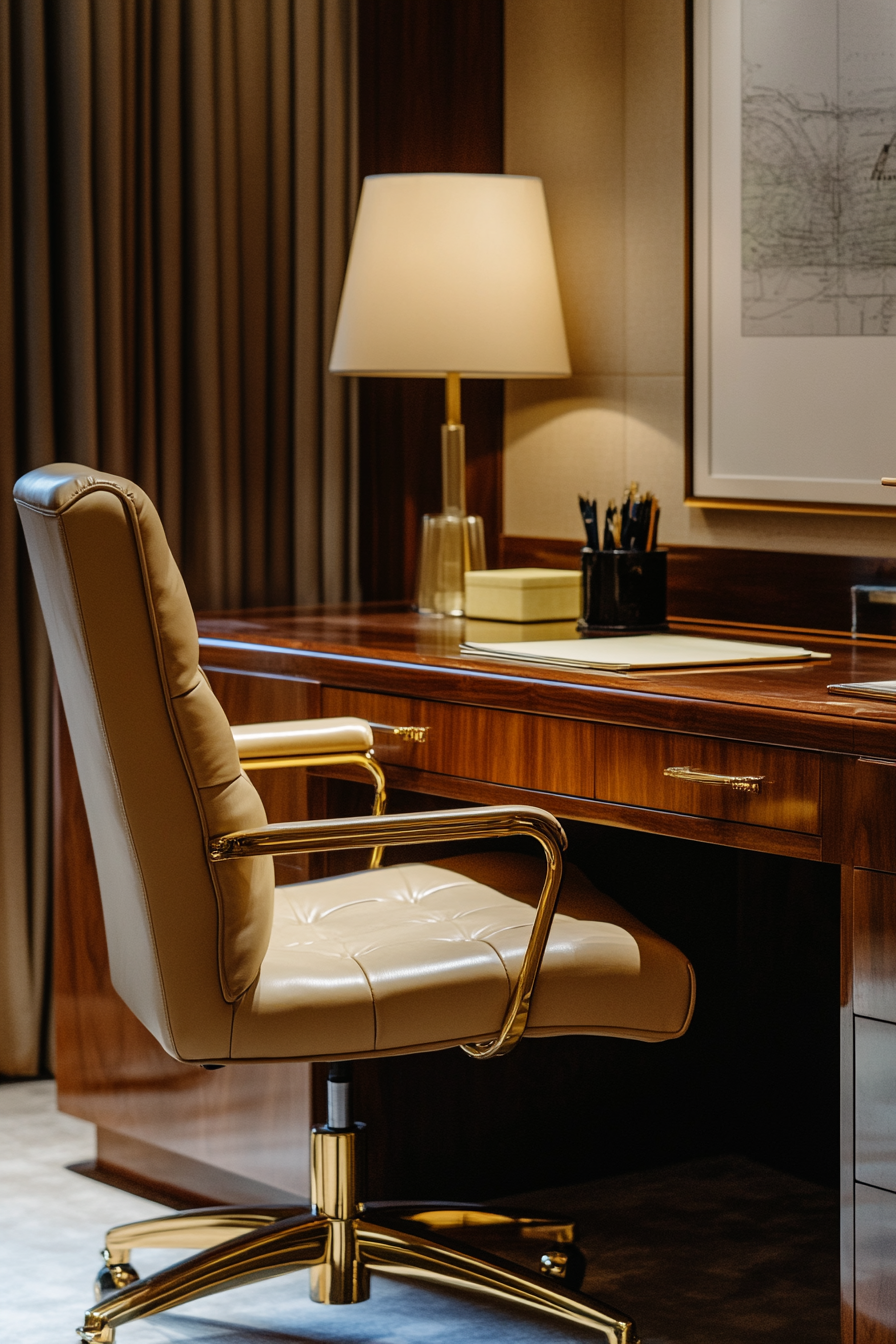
[852,585,896,637]
[414,512,485,617]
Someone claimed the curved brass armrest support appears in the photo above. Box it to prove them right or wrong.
[240,750,387,869]
[231,717,387,865]
[210,806,566,1060]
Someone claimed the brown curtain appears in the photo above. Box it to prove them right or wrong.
[0,0,358,1077]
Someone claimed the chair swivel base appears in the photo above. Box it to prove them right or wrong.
[79,1124,638,1344]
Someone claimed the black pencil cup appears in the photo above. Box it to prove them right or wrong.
[579,548,668,632]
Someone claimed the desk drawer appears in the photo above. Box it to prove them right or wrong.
[321,689,593,798]
[595,726,820,834]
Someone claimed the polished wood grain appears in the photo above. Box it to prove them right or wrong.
[320,687,595,798]
[595,725,821,834]
[856,1182,896,1343]
[197,606,896,759]
[498,535,582,571]
[90,1127,301,1208]
[361,761,824,861]
[823,754,853,867]
[357,0,504,599]
[500,535,896,636]
[855,871,896,1024]
[856,1017,896,1194]
[853,760,896,874]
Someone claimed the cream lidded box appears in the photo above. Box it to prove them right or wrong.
[464,568,582,623]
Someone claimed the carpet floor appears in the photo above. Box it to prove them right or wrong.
[0,1080,838,1343]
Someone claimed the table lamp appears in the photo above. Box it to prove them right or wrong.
[329,173,570,615]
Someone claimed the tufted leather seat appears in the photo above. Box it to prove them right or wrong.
[233,860,693,1059]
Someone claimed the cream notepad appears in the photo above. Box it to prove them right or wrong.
[460,632,831,673]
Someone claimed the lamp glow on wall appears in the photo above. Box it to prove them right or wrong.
[329,173,570,615]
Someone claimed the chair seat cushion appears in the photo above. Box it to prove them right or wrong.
[230,858,694,1061]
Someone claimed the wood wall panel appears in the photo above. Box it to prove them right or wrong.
[500,535,896,636]
[857,1183,896,1343]
[357,0,505,599]
[595,726,821,834]
[321,687,595,798]
[855,870,896,1025]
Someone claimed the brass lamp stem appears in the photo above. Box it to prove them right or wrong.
[441,372,465,516]
[413,370,486,615]
[445,370,461,426]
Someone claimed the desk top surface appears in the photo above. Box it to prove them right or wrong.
[196,603,896,756]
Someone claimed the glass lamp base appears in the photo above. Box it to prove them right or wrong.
[414,512,486,616]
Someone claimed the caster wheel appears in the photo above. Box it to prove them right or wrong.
[539,1242,586,1291]
[78,1325,117,1343]
[94,1261,140,1301]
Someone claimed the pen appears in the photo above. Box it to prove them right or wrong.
[590,486,659,551]
[603,501,615,551]
[578,495,599,550]
[645,496,658,551]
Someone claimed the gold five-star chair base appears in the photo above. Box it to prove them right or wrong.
[79,1122,639,1344]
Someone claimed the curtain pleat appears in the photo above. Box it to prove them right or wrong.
[294,0,358,604]
[0,0,358,1076]
[0,0,55,1081]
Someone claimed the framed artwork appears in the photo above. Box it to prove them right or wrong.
[689,0,896,514]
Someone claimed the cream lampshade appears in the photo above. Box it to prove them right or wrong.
[330,173,570,614]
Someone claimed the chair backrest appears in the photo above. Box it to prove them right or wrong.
[15,464,275,1061]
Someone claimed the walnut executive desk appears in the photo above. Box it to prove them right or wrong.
[55,605,896,1342]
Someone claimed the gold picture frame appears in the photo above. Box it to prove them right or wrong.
[686,0,896,518]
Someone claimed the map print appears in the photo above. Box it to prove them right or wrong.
[742,0,896,335]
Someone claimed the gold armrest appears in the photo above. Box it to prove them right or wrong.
[209,806,566,1061]
[232,717,374,759]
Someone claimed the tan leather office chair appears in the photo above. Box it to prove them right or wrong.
[15,464,695,1344]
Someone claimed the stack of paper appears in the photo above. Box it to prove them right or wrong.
[827,680,896,701]
[459,632,830,672]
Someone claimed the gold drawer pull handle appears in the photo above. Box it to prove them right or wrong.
[370,722,429,744]
[663,766,764,795]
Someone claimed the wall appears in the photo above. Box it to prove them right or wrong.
[503,0,896,559]
[356,0,504,600]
